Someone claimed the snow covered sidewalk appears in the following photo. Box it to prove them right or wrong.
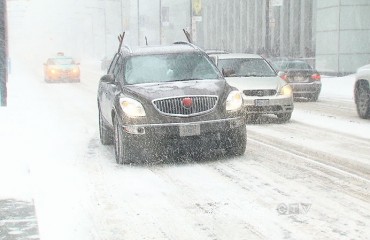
[0,80,40,239]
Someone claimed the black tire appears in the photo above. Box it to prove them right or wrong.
[98,109,113,145]
[356,82,370,119]
[224,126,247,156]
[277,112,292,122]
[246,114,259,123]
[113,115,136,164]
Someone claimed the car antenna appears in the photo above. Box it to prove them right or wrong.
[183,29,192,43]
[117,32,125,53]
[145,36,148,46]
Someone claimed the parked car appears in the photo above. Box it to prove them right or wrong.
[43,54,80,82]
[354,64,370,118]
[97,41,247,164]
[208,53,294,122]
[205,49,229,55]
[274,60,321,101]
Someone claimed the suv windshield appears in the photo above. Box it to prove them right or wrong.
[218,58,276,77]
[124,52,220,84]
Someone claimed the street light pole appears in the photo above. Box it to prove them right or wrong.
[0,0,8,106]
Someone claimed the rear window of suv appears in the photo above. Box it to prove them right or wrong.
[124,52,221,85]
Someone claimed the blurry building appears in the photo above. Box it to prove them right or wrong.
[200,0,315,59]
[199,0,370,75]
[315,0,370,75]
[118,0,370,75]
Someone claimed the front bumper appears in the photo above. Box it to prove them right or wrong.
[45,72,80,81]
[120,117,245,153]
[242,95,294,114]
[122,117,244,136]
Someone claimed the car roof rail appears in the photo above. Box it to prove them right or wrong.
[145,36,148,46]
[173,41,203,52]
[116,32,126,53]
[182,29,192,43]
[122,45,132,54]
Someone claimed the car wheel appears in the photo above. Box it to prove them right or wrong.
[113,115,135,164]
[98,108,113,145]
[356,82,370,118]
[246,114,259,123]
[308,93,319,102]
[224,125,247,156]
[277,112,292,122]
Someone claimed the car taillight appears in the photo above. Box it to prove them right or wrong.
[311,73,321,81]
[280,74,287,81]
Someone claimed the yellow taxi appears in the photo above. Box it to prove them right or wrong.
[43,53,80,82]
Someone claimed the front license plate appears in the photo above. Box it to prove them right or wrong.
[255,99,269,106]
[179,124,200,137]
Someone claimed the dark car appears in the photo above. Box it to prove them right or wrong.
[97,41,246,164]
[354,64,370,118]
[43,54,80,82]
[275,60,321,101]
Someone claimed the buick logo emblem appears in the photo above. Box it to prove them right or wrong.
[182,97,193,108]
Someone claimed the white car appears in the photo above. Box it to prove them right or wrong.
[209,53,294,122]
[354,64,370,118]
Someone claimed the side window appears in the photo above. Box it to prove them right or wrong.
[113,57,123,83]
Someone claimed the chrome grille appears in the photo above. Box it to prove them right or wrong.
[153,96,218,116]
[243,89,277,97]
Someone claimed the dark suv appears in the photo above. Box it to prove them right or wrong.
[97,41,246,164]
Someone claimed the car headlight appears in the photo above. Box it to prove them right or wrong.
[72,67,79,73]
[279,84,292,96]
[226,91,243,111]
[119,98,146,117]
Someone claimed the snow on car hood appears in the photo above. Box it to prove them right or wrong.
[225,76,285,91]
[123,79,227,101]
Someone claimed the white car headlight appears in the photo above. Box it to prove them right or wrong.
[119,98,146,117]
[279,84,293,96]
[226,91,243,111]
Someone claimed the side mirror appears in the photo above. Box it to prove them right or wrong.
[100,74,114,83]
[278,71,287,81]
[277,71,285,77]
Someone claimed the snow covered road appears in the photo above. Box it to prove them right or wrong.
[2,59,369,240]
